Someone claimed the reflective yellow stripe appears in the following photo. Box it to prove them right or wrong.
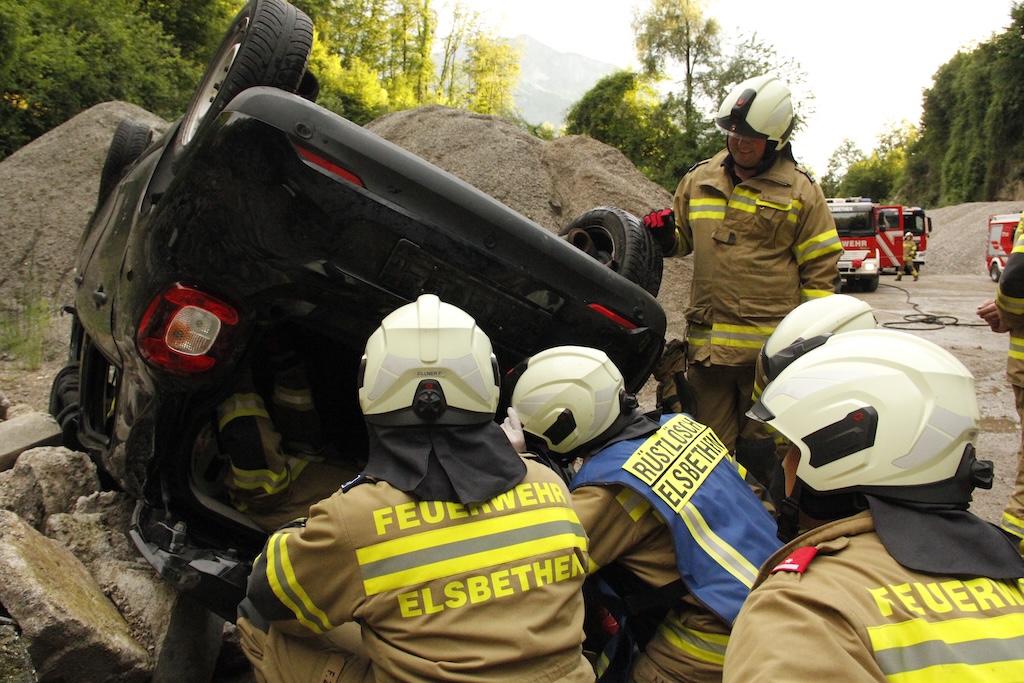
[678,503,759,588]
[217,392,270,431]
[997,292,1024,316]
[801,288,834,302]
[357,507,586,595]
[729,187,759,214]
[687,325,711,347]
[687,323,774,349]
[711,323,775,349]
[1012,224,1024,253]
[615,487,652,523]
[869,613,1024,682]
[1002,511,1024,541]
[266,531,335,634]
[795,229,843,264]
[1009,335,1024,361]
[230,462,290,494]
[688,197,727,221]
[658,612,729,666]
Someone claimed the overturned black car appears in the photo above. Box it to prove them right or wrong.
[48,0,666,621]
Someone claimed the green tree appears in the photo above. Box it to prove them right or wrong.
[464,31,520,116]
[821,139,865,197]
[138,0,238,61]
[832,121,916,202]
[0,0,197,160]
[565,70,683,189]
[633,0,720,145]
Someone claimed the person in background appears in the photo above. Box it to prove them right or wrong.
[506,345,781,683]
[977,208,1024,551]
[894,231,919,281]
[236,294,594,683]
[643,74,842,495]
[723,329,1024,681]
[216,334,360,532]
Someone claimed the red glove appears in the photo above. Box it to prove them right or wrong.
[643,209,677,253]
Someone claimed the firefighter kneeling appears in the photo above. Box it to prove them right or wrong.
[723,329,1024,681]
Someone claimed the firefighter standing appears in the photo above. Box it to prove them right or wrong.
[643,74,842,494]
[506,346,782,683]
[977,209,1024,550]
[722,329,1024,681]
[895,231,919,280]
[236,295,594,683]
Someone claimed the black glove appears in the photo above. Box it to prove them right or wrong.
[643,208,677,254]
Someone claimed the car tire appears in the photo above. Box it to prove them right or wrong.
[862,274,880,292]
[991,261,1002,282]
[96,120,154,207]
[170,0,313,164]
[560,206,664,297]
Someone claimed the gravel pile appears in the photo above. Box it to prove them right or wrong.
[0,99,1018,408]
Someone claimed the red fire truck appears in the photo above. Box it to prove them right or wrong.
[876,204,931,272]
[827,198,933,291]
[987,212,1020,282]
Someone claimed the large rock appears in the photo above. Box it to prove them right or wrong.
[0,509,150,682]
[0,413,62,472]
[0,446,99,529]
[45,492,225,683]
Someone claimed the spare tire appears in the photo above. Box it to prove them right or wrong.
[96,119,154,207]
[560,206,664,297]
[170,0,314,164]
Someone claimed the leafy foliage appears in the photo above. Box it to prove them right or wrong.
[0,0,521,161]
[0,0,198,159]
[899,4,1024,205]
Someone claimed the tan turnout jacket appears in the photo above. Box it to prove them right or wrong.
[723,511,1024,682]
[671,149,842,367]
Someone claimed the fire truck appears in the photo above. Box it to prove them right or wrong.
[826,198,933,291]
[987,212,1021,282]
[877,204,931,272]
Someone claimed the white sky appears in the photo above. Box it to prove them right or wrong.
[455,0,1017,175]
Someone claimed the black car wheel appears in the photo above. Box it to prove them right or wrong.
[96,119,154,207]
[560,206,664,297]
[171,0,313,163]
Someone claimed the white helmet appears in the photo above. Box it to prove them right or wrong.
[509,346,629,455]
[760,294,876,386]
[750,329,985,506]
[715,75,794,151]
[905,232,914,239]
[358,294,499,426]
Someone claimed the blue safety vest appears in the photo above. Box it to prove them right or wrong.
[572,413,782,625]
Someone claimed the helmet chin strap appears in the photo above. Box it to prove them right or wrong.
[776,479,803,543]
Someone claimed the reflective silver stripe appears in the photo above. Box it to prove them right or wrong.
[660,617,729,663]
[267,532,333,633]
[874,633,1024,678]
[679,505,759,588]
[273,385,315,411]
[359,518,583,584]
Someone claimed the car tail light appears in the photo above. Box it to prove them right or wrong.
[293,144,364,187]
[588,303,638,330]
[138,284,240,373]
